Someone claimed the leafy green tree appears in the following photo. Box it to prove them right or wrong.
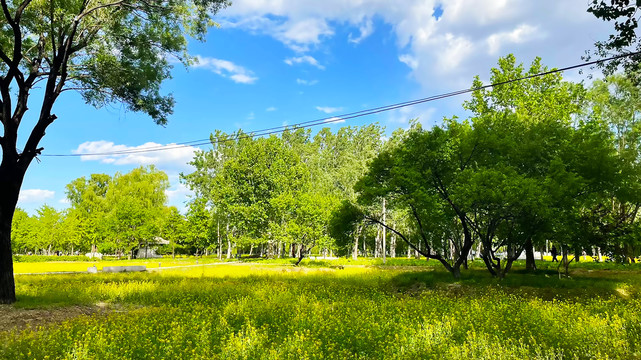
[0,0,229,303]
[10,208,32,254]
[34,205,62,255]
[355,121,476,278]
[161,206,186,258]
[463,55,584,274]
[580,74,641,263]
[185,198,213,255]
[59,209,84,254]
[308,125,384,258]
[104,166,169,258]
[586,0,641,79]
[65,174,111,253]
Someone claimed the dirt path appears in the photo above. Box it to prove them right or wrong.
[0,304,110,333]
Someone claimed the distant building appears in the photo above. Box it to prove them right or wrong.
[136,237,170,258]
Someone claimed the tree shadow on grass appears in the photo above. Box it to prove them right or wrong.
[388,267,641,301]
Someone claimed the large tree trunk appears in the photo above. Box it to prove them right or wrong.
[0,164,26,304]
[295,245,306,266]
[524,237,537,271]
[0,212,16,304]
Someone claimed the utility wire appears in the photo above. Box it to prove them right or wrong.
[43,51,640,157]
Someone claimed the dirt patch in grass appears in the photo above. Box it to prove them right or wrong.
[0,304,112,332]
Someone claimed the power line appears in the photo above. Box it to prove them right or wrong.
[43,51,640,157]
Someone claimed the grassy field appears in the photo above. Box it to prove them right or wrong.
[1,259,640,359]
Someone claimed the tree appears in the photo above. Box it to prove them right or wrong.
[10,208,32,254]
[355,121,477,278]
[463,55,584,274]
[0,0,229,303]
[161,206,185,259]
[586,0,641,79]
[309,125,384,258]
[59,209,84,254]
[65,174,111,253]
[579,74,641,263]
[34,204,62,255]
[103,166,169,258]
[184,198,212,255]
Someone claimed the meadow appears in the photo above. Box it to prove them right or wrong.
[1,259,640,359]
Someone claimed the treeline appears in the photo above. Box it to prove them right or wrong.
[12,167,174,257]
[12,55,641,276]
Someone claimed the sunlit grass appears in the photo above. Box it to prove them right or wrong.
[12,258,225,274]
[2,264,641,359]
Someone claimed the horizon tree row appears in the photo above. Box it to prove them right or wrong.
[11,57,641,277]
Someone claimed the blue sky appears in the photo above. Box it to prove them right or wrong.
[17,0,615,214]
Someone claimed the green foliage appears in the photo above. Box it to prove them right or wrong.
[577,74,641,262]
[586,0,641,80]
[14,166,175,257]
[0,0,230,124]
[354,55,625,278]
[181,125,385,259]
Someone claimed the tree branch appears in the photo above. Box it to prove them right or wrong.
[0,0,15,28]
[75,0,126,21]
[13,0,33,23]
[408,202,431,253]
[365,215,455,272]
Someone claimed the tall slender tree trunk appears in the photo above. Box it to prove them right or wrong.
[382,198,386,264]
[217,219,222,260]
[226,222,232,259]
[352,225,361,260]
[390,232,396,258]
[374,227,380,258]
[524,237,537,271]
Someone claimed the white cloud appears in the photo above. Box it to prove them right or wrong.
[18,189,55,203]
[349,18,374,44]
[388,104,438,128]
[316,106,343,114]
[221,15,333,52]
[220,0,613,90]
[398,54,419,70]
[193,56,258,84]
[296,78,318,86]
[326,116,345,124]
[72,141,198,171]
[247,112,255,120]
[165,183,193,212]
[266,106,277,112]
[284,55,325,70]
[486,24,540,55]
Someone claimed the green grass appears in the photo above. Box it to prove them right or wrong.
[1,262,640,359]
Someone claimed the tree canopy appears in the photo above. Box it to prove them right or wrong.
[0,0,229,303]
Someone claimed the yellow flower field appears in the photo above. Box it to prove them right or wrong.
[1,262,640,359]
